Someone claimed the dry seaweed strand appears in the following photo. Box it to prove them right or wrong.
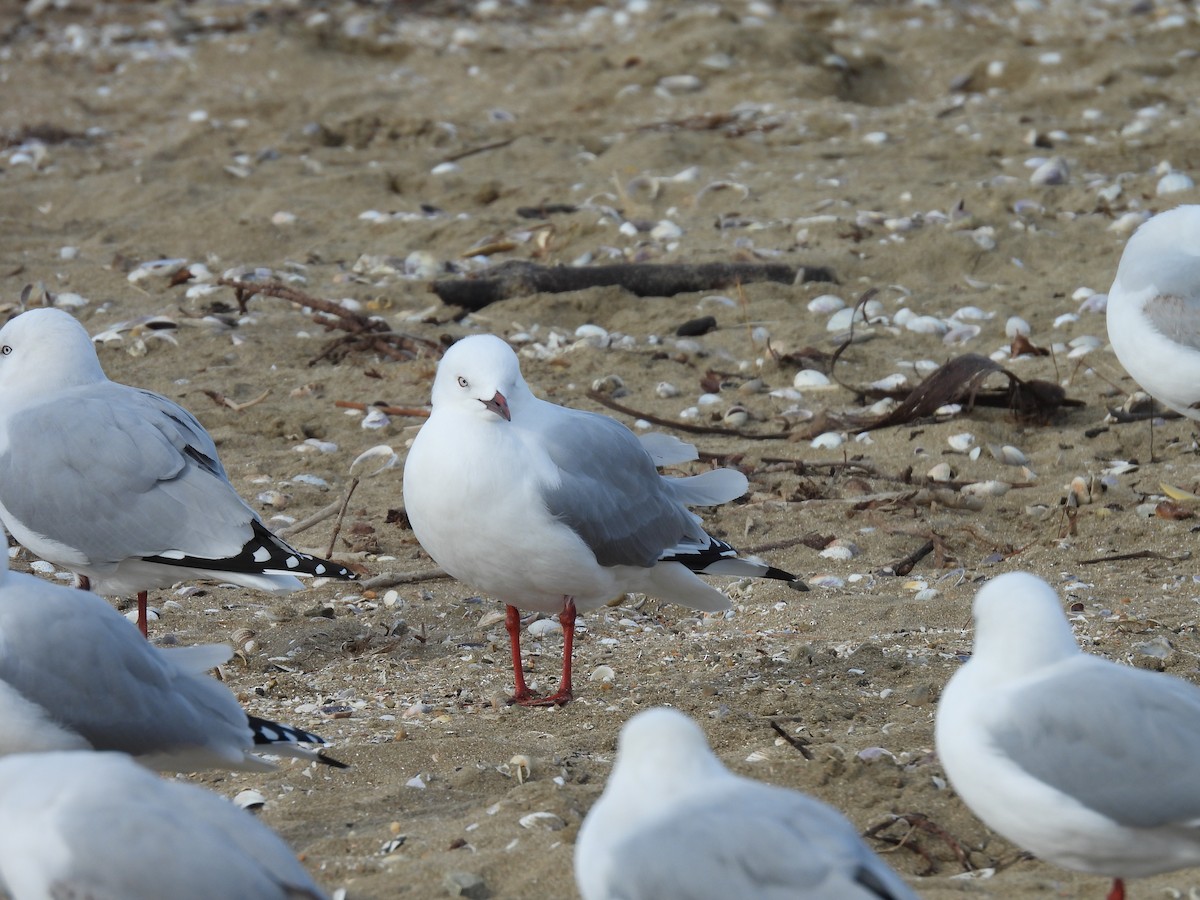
[217,277,441,364]
[863,813,974,876]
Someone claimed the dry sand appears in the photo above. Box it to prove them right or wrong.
[4,0,1200,897]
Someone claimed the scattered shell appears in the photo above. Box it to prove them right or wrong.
[987,444,1029,466]
[589,665,616,683]
[905,315,949,335]
[961,480,1011,497]
[807,294,845,314]
[1157,172,1194,196]
[526,618,562,637]
[723,406,750,428]
[947,433,976,452]
[793,370,831,389]
[927,462,955,482]
[819,540,860,560]
[644,379,678,402]
[234,789,266,810]
[825,307,861,332]
[518,812,566,831]
[349,445,400,479]
[810,432,844,449]
[1029,156,1069,185]
[869,374,907,391]
[361,408,390,429]
[1004,316,1031,339]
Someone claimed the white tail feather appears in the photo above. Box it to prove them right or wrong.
[666,468,748,507]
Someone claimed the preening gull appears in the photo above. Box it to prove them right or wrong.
[574,707,918,900]
[0,549,344,772]
[1107,204,1200,420]
[937,571,1200,900]
[402,334,796,706]
[0,307,357,635]
[0,751,327,899]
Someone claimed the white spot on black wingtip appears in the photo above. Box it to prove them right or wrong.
[285,556,299,569]
[315,563,326,575]
[252,547,271,563]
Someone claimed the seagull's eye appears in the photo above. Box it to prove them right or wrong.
[457,376,468,388]
[0,346,11,356]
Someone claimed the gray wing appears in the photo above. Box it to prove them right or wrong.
[1141,294,1200,354]
[0,752,326,899]
[601,785,916,900]
[531,405,704,568]
[993,655,1200,828]
[0,587,249,757]
[0,385,258,563]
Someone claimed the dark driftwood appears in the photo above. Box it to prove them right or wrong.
[430,260,837,310]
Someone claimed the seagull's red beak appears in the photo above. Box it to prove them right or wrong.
[483,390,511,421]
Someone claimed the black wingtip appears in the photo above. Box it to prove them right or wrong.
[317,753,350,769]
[763,565,798,582]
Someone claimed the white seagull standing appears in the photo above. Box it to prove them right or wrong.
[0,307,357,636]
[1107,204,1200,420]
[574,707,919,900]
[0,549,343,772]
[0,751,327,899]
[402,334,795,706]
[937,571,1200,900]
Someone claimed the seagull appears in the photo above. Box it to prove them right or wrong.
[0,549,344,772]
[936,571,1200,900]
[0,750,327,899]
[402,334,796,706]
[574,707,919,900]
[1106,204,1200,420]
[0,307,357,636]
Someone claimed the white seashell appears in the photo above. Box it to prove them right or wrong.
[291,474,328,488]
[127,258,188,284]
[947,433,976,452]
[519,812,566,831]
[961,480,1011,497]
[870,374,907,391]
[297,438,338,454]
[52,292,87,310]
[865,398,894,416]
[1109,211,1150,234]
[810,432,844,449]
[1053,313,1079,328]
[361,408,390,429]
[893,308,915,326]
[952,306,994,322]
[1030,156,1069,185]
[655,382,681,398]
[29,560,56,575]
[807,294,845,314]
[574,323,609,343]
[943,323,981,345]
[430,162,460,175]
[825,307,859,332]
[987,444,1029,466]
[906,315,949,335]
[1078,293,1107,314]
[1004,316,1031,339]
[405,775,426,789]
[971,228,996,251]
[914,588,940,601]
[526,618,562,637]
[589,665,616,683]
[862,131,889,145]
[969,446,982,461]
[808,574,845,589]
[650,220,683,242]
[927,462,954,482]
[1157,172,1194,196]
[256,491,289,509]
[745,750,771,763]
[723,406,750,428]
[697,393,721,407]
[1072,287,1095,302]
[914,360,940,376]
[819,540,860,560]
[592,374,624,393]
[350,445,400,478]
[234,789,266,810]
[793,370,831,389]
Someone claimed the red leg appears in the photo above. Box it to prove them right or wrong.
[515,599,576,708]
[1106,879,1125,900]
[506,604,534,703]
[137,590,149,639]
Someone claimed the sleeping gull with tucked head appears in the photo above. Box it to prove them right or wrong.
[1107,204,1200,420]
[0,548,343,772]
[0,751,327,899]
[0,307,356,635]
[574,707,919,900]
[937,571,1200,900]
[402,334,796,706]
